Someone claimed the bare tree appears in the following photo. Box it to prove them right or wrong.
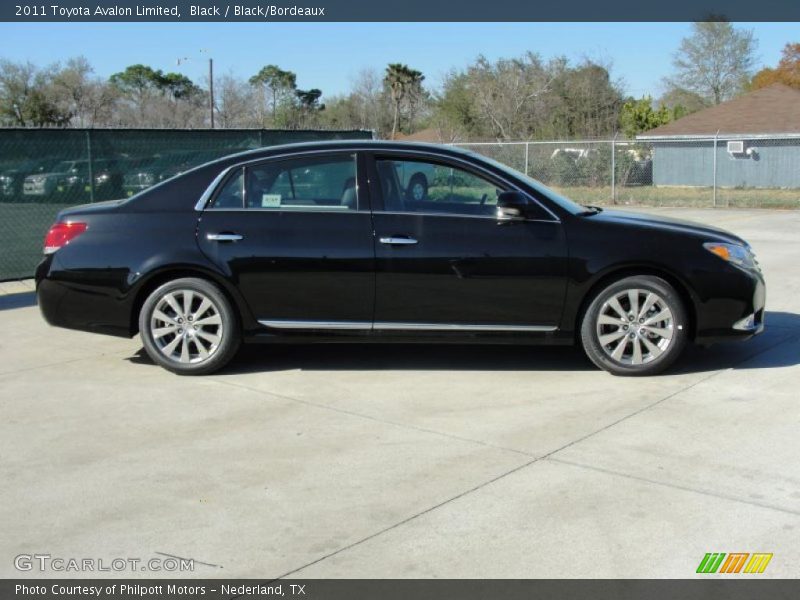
[466,53,555,141]
[51,57,117,127]
[351,68,384,131]
[216,73,260,128]
[665,21,757,105]
[0,59,70,126]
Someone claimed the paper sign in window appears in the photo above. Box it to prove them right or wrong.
[262,194,281,208]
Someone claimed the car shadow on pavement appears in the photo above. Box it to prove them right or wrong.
[0,292,36,311]
[127,311,800,375]
[130,343,596,373]
[673,311,800,374]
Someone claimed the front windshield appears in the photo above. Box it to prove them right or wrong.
[467,151,589,215]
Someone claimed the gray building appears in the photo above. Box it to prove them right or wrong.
[637,84,800,189]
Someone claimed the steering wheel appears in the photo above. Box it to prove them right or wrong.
[479,193,488,206]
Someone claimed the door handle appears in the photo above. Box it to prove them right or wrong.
[379,236,418,245]
[207,233,244,242]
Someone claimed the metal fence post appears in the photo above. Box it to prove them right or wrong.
[712,130,719,208]
[85,130,95,203]
[524,142,529,176]
[611,133,618,203]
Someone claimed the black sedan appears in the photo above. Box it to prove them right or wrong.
[36,141,765,376]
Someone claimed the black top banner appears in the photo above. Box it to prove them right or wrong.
[2,0,800,22]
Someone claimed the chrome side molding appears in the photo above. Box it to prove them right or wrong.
[259,319,372,330]
[259,319,557,332]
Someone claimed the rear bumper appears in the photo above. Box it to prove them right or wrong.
[35,255,133,338]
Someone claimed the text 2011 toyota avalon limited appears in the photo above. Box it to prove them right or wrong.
[36,141,765,376]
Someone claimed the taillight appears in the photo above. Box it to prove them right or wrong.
[44,221,87,255]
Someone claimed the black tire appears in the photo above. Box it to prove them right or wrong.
[139,277,241,375]
[580,275,688,376]
[406,173,428,201]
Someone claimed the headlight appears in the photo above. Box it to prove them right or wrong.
[703,242,757,270]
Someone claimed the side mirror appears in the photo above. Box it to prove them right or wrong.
[496,191,529,222]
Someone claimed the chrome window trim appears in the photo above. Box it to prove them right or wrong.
[259,319,557,333]
[196,150,360,212]
[198,208,371,215]
[194,147,561,222]
[195,166,235,211]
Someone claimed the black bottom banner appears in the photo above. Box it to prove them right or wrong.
[2,579,799,600]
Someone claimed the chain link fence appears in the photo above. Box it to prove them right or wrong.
[454,135,800,211]
[3,131,797,281]
[0,128,372,280]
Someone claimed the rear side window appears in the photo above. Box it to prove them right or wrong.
[246,154,358,211]
[211,168,244,209]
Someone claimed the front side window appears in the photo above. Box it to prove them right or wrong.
[375,158,504,217]
[246,154,358,211]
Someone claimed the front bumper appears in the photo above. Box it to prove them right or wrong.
[23,181,49,196]
[732,311,765,334]
[694,266,766,344]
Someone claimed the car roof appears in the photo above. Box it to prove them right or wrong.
[202,139,475,165]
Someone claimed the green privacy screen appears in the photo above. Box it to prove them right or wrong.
[0,128,373,281]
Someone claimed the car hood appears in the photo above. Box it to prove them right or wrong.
[27,171,69,180]
[589,209,747,246]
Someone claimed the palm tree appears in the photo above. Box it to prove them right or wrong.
[384,64,424,139]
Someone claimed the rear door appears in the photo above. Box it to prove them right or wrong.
[196,151,375,328]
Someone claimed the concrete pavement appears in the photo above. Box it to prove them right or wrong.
[1,208,798,578]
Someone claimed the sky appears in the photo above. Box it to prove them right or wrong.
[0,22,796,100]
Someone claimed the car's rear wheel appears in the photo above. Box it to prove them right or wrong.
[580,275,688,376]
[139,277,240,375]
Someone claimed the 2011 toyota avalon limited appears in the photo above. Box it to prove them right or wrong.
[35,141,765,376]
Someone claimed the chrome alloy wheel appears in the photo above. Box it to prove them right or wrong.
[595,288,674,366]
[150,289,223,364]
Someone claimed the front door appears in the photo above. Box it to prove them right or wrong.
[367,153,567,329]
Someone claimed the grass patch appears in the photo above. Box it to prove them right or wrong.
[551,186,800,209]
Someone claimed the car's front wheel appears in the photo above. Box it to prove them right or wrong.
[580,275,688,376]
[139,277,240,375]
